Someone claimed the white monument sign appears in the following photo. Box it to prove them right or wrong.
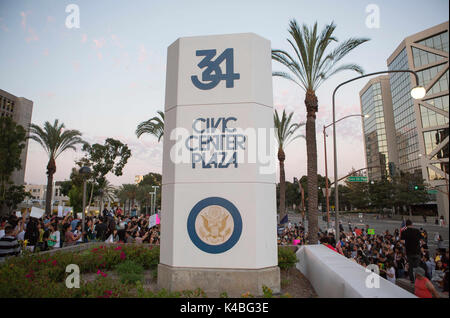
[158,33,279,295]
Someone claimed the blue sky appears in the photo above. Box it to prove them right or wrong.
[0,0,448,185]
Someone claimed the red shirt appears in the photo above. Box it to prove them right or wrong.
[324,244,337,252]
[415,277,432,298]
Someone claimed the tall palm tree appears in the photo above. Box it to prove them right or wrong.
[29,120,84,215]
[272,20,369,243]
[135,110,164,141]
[96,179,116,210]
[274,110,305,224]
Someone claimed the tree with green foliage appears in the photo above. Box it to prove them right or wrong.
[274,110,304,223]
[0,117,29,216]
[78,138,131,211]
[272,20,369,242]
[136,172,162,214]
[391,172,430,215]
[116,183,138,214]
[367,178,395,212]
[29,120,84,215]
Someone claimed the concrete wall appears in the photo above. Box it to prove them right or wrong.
[296,245,416,298]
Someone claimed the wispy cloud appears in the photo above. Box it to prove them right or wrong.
[0,18,8,32]
[93,38,106,48]
[20,11,29,30]
[25,27,39,42]
[110,34,123,48]
[138,45,147,63]
[72,61,80,71]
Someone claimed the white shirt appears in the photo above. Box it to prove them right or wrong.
[74,230,82,242]
[51,231,60,248]
[17,231,25,241]
[106,234,114,243]
[0,230,4,239]
[386,267,396,284]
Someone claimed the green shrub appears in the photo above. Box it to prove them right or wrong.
[115,260,144,284]
[280,278,290,288]
[278,247,298,270]
[0,244,159,297]
[262,285,273,298]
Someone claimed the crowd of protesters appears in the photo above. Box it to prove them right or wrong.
[278,219,449,297]
[0,206,161,261]
[1,207,448,297]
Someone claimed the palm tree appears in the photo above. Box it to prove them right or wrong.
[135,110,164,141]
[96,179,116,211]
[272,20,369,243]
[136,184,153,215]
[29,120,84,215]
[116,184,138,214]
[274,110,304,224]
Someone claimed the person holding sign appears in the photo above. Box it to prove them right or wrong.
[24,218,39,252]
[47,224,60,249]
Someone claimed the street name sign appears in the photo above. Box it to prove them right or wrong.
[347,176,368,182]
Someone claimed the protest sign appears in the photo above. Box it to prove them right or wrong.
[149,214,160,228]
[30,207,45,219]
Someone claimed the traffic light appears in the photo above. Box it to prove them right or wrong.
[414,185,419,190]
[388,162,396,177]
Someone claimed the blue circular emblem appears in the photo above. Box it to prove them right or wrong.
[187,197,242,254]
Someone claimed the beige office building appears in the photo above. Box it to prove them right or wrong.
[0,88,34,185]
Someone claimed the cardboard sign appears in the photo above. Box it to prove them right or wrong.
[368,229,375,235]
[30,207,45,219]
[149,213,160,228]
[63,207,72,216]
[16,211,22,218]
[57,206,63,217]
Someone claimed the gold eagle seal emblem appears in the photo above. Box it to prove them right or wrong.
[195,205,234,245]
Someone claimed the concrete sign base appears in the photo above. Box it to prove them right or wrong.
[157,264,280,297]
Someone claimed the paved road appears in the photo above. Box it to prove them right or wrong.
[286,212,449,252]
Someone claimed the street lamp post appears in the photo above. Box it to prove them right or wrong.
[149,192,155,215]
[152,186,159,214]
[323,113,367,230]
[332,69,425,241]
[79,166,91,234]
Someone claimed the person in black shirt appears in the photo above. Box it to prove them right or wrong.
[95,217,107,241]
[400,219,421,283]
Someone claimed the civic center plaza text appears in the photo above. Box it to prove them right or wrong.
[168,116,278,174]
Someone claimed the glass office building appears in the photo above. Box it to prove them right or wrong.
[386,21,449,222]
[360,76,398,181]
